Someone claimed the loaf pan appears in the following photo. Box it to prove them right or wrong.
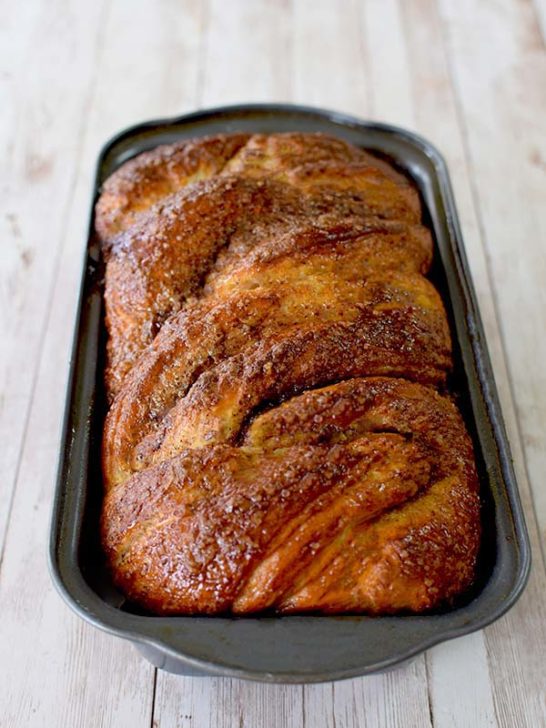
[49,103,531,683]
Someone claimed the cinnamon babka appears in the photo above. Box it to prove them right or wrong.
[97,132,480,615]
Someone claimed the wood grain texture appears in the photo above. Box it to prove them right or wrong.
[305,658,432,728]
[436,2,546,725]
[292,0,370,115]
[154,677,305,728]
[1,0,545,726]
[362,0,415,125]
[426,634,497,728]
[0,0,105,550]
[200,0,292,105]
[439,0,546,553]
[532,0,546,41]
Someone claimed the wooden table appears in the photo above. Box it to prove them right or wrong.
[2,1,545,725]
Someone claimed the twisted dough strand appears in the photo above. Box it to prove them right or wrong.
[102,378,479,615]
[98,134,424,400]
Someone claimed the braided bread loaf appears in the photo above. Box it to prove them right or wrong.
[98,133,480,615]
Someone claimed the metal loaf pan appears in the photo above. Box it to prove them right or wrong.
[49,104,531,683]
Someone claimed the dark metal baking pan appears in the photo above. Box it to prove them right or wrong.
[49,103,531,683]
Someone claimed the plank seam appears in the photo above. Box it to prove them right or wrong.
[286,0,295,101]
[356,0,375,117]
[424,652,435,728]
[530,0,546,43]
[196,0,211,107]
[149,668,158,728]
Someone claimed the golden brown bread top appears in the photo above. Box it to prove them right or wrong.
[204,219,432,297]
[95,133,251,241]
[103,266,451,489]
[102,378,479,615]
[95,132,415,242]
[98,131,480,616]
[98,134,425,399]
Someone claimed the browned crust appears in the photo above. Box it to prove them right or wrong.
[98,134,423,399]
[102,378,479,615]
[95,132,413,242]
[103,269,450,489]
[95,133,251,241]
[98,132,480,617]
